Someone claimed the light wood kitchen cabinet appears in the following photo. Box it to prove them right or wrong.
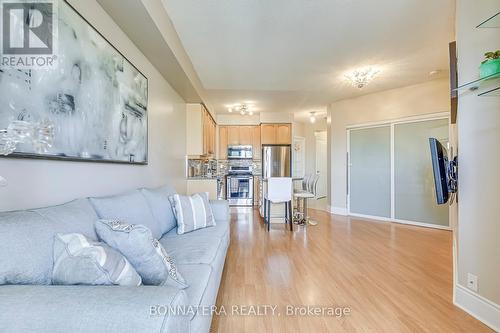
[239,126,252,145]
[260,123,292,145]
[186,103,216,156]
[202,105,216,155]
[252,125,261,160]
[261,124,276,145]
[227,126,240,145]
[217,125,261,160]
[218,126,228,159]
[276,124,291,144]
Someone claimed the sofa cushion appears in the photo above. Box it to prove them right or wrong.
[177,264,212,320]
[168,192,216,235]
[189,242,229,332]
[208,200,230,222]
[0,199,102,285]
[141,186,177,235]
[95,220,187,289]
[90,190,162,239]
[162,218,229,241]
[52,233,142,286]
[159,233,222,266]
[0,285,190,333]
[34,198,99,240]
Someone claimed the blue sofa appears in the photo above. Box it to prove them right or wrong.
[0,186,230,333]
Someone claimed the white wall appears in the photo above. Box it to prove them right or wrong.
[455,0,500,320]
[216,114,260,125]
[328,79,450,212]
[260,112,293,123]
[293,119,328,210]
[294,120,326,178]
[0,0,187,211]
[216,112,293,125]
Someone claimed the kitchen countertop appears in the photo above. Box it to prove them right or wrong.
[262,178,303,182]
[188,174,262,180]
[187,177,219,180]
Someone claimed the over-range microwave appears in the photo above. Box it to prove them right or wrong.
[227,145,253,159]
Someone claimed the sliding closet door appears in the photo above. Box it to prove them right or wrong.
[349,126,391,218]
[394,119,449,227]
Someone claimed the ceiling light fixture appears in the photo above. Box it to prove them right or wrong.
[345,67,380,89]
[310,112,316,124]
[228,103,256,116]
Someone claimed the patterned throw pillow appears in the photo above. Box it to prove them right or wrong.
[168,192,216,235]
[95,220,188,288]
[52,233,142,286]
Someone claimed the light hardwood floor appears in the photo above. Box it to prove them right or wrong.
[210,208,492,332]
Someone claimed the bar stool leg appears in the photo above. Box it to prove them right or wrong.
[263,198,267,228]
[288,200,293,231]
[285,202,289,225]
[304,198,308,223]
[267,199,271,231]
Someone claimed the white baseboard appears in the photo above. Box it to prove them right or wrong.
[347,213,451,230]
[328,206,347,216]
[454,284,500,332]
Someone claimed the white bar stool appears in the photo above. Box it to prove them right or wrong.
[264,177,293,231]
[297,174,311,193]
[293,174,320,226]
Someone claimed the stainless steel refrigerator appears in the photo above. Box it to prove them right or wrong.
[262,145,292,178]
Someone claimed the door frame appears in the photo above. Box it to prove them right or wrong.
[346,112,451,230]
[292,136,306,179]
[314,131,328,199]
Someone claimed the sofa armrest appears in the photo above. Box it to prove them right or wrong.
[209,200,230,221]
[0,285,189,333]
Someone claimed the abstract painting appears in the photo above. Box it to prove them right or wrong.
[0,0,148,164]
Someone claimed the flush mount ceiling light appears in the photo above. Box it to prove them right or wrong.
[227,103,255,116]
[309,112,317,124]
[344,67,380,89]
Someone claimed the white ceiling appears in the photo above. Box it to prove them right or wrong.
[161,0,455,118]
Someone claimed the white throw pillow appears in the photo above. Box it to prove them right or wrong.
[168,192,216,235]
[52,233,142,286]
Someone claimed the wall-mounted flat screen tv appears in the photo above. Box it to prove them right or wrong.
[429,138,449,204]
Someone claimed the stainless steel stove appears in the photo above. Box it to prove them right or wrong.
[226,165,253,206]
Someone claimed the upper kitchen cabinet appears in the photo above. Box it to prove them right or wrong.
[218,126,228,160]
[227,126,240,145]
[218,125,261,160]
[252,126,261,160]
[186,103,216,156]
[261,123,292,145]
[261,124,276,144]
[226,126,253,146]
[276,124,291,144]
[239,126,253,145]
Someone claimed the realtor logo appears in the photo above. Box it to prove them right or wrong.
[0,0,58,68]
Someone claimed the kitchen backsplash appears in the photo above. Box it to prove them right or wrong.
[218,160,261,176]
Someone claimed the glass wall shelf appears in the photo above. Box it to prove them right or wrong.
[454,73,500,97]
[478,86,500,97]
[477,11,500,28]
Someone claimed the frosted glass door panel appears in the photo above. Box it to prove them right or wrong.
[394,119,449,226]
[349,127,391,218]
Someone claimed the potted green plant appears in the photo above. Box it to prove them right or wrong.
[480,50,500,78]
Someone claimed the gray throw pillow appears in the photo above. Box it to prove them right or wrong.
[52,233,142,286]
[141,186,178,235]
[168,192,216,235]
[95,220,188,288]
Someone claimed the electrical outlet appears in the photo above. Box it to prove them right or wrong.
[467,273,478,292]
